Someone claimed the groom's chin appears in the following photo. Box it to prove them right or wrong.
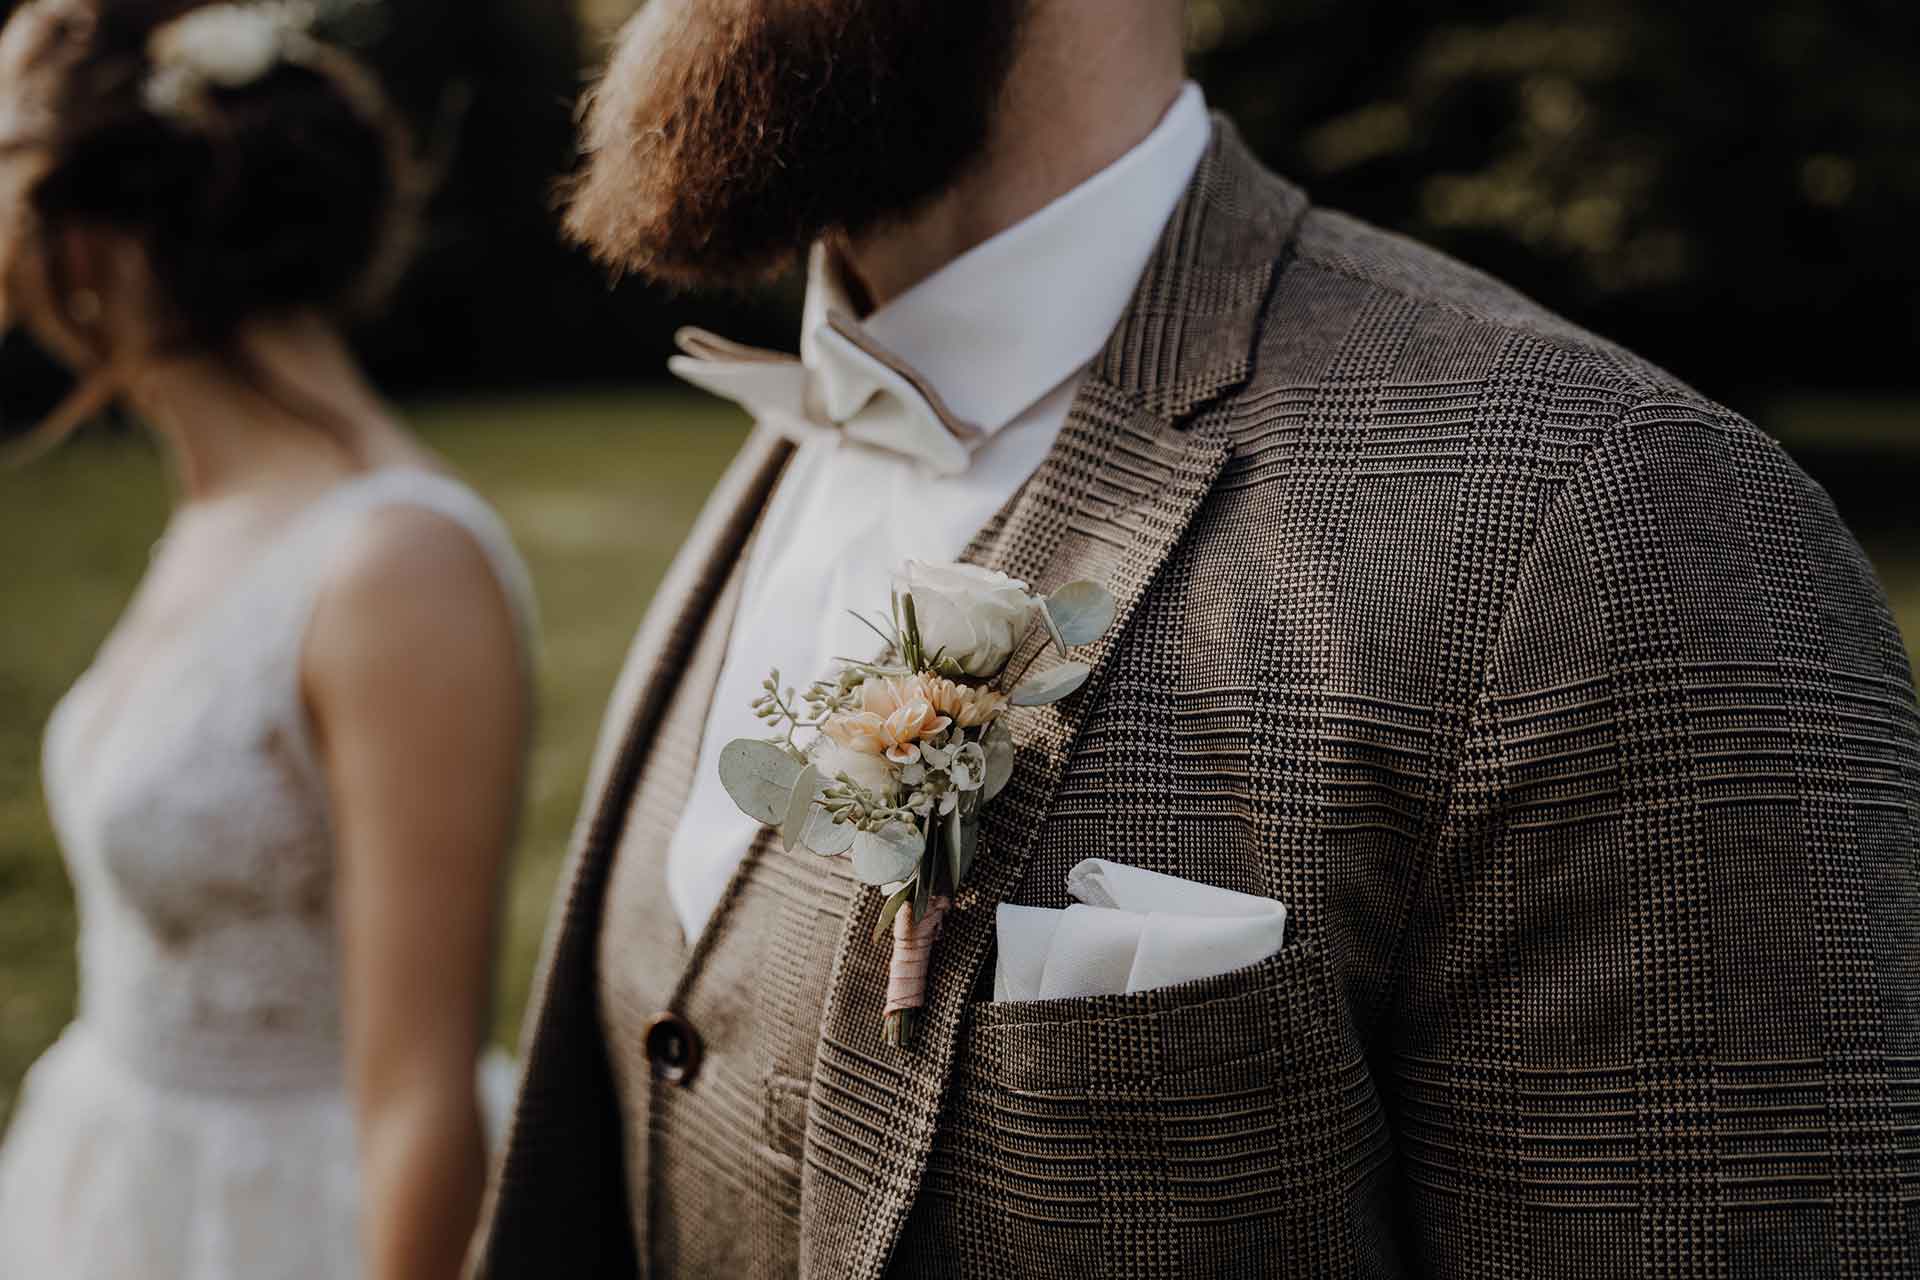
[562,0,1029,292]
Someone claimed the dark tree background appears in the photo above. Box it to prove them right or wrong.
[1,1,1914,408]
[1189,0,1920,408]
[376,0,1917,411]
[346,0,788,396]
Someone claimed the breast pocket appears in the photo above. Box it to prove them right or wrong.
[922,928,1403,1278]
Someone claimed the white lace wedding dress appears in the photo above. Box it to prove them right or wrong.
[0,468,535,1280]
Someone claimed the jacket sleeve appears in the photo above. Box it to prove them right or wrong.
[1392,412,1920,1274]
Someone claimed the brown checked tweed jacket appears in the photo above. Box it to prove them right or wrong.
[475,119,1920,1277]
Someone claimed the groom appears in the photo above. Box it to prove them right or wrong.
[478,1,1920,1275]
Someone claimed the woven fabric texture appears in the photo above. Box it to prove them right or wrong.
[475,118,1920,1278]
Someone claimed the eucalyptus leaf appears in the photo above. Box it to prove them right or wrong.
[981,720,1015,801]
[851,823,924,886]
[717,738,805,825]
[1046,580,1116,647]
[779,762,819,850]
[797,804,855,857]
[947,807,979,886]
[1010,660,1091,707]
[872,882,915,943]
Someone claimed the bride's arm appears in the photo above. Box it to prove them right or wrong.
[305,505,529,1280]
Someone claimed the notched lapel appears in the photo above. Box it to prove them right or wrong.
[797,394,1232,1280]
[537,424,792,1001]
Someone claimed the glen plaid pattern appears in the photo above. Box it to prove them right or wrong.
[475,119,1920,1278]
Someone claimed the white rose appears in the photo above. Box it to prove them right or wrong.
[897,560,1039,678]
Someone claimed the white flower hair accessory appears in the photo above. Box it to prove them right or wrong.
[142,2,318,122]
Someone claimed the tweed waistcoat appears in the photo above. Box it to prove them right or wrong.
[477,118,1920,1279]
[596,496,871,1274]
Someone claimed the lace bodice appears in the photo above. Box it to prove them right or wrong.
[39,468,535,1094]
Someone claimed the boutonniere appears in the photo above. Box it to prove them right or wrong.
[716,560,1116,1047]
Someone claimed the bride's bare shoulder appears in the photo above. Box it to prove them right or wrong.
[301,501,525,749]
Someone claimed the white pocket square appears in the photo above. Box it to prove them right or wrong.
[993,859,1288,1002]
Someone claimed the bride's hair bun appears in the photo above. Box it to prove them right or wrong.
[27,0,417,343]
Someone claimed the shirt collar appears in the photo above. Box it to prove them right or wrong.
[799,81,1212,440]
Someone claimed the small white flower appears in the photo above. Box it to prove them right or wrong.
[898,560,1040,678]
[811,738,894,798]
[948,742,986,792]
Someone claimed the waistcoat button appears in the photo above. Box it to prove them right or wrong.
[643,1010,703,1086]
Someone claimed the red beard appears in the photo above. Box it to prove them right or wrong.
[564,0,1028,291]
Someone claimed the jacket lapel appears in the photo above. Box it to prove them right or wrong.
[798,119,1310,1279]
[536,421,791,1016]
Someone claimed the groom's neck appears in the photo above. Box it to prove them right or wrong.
[842,0,1187,309]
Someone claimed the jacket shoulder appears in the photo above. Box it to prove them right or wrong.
[1261,204,1717,423]
[1224,194,1830,585]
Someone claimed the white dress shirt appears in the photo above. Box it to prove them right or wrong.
[664,83,1212,938]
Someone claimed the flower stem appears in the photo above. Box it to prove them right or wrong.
[763,684,822,748]
[1002,637,1050,692]
[902,592,926,670]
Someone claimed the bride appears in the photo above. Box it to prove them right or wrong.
[0,3,534,1277]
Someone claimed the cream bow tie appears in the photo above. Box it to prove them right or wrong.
[668,319,977,477]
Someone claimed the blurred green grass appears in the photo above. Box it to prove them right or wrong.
[0,390,1914,1123]
[0,389,749,1119]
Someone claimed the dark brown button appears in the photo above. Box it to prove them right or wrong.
[643,1010,703,1086]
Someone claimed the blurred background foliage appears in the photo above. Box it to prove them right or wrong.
[0,0,1912,407]
[1189,0,1919,404]
[349,0,1920,410]
[344,0,792,396]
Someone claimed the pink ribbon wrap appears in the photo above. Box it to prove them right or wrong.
[883,895,951,1017]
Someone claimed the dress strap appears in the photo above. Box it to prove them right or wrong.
[298,467,539,656]
[267,466,540,787]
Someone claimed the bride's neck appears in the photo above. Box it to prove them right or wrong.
[123,314,412,505]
